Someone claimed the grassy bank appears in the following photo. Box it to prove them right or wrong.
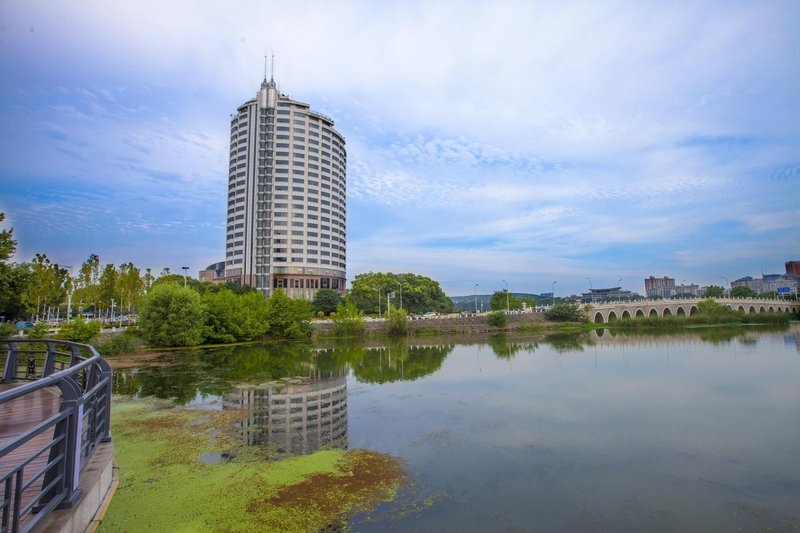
[100,398,406,532]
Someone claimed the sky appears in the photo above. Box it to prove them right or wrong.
[1,0,798,297]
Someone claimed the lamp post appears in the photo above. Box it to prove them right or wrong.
[586,277,594,303]
[182,266,189,288]
[502,280,509,311]
[474,283,479,313]
[551,281,557,307]
[378,286,382,319]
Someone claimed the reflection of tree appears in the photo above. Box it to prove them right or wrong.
[544,333,592,353]
[112,341,317,404]
[488,334,537,359]
[350,340,454,384]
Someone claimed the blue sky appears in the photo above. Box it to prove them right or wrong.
[1,0,798,297]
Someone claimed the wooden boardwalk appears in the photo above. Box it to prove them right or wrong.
[0,382,61,525]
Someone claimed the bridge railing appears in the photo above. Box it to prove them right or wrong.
[1,339,112,533]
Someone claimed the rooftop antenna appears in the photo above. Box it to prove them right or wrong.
[263,55,268,82]
[270,52,275,82]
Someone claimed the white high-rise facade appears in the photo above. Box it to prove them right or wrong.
[224,75,347,298]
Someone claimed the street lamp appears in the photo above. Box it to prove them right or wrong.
[586,277,594,303]
[551,281,557,307]
[474,283,479,313]
[182,266,189,288]
[377,286,382,319]
[502,280,509,311]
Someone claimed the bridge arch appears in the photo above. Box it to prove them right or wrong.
[594,312,604,323]
[649,308,658,317]
[759,306,765,313]
[608,311,618,322]
[689,305,698,316]
[663,308,673,317]
[749,306,756,314]
[636,309,645,318]
[622,310,631,320]
[676,307,686,316]
[768,306,775,313]
[738,305,745,313]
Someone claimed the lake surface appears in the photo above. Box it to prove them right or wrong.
[112,325,800,532]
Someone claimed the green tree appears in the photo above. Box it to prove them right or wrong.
[74,253,101,316]
[704,285,725,298]
[333,299,367,337]
[731,285,757,298]
[487,310,507,327]
[117,262,144,320]
[21,254,67,320]
[312,288,343,316]
[58,315,102,343]
[489,290,522,311]
[98,264,119,317]
[265,288,313,339]
[545,302,586,322]
[385,304,408,337]
[0,263,31,321]
[143,267,155,294]
[138,284,206,347]
[349,272,452,315]
[0,212,16,262]
[202,289,269,343]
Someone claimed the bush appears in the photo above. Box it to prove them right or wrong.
[487,310,507,328]
[385,305,408,337]
[138,284,206,347]
[202,289,269,343]
[30,321,51,338]
[0,322,15,339]
[333,299,366,337]
[546,302,587,322]
[95,330,142,356]
[265,289,313,339]
[58,315,103,343]
[312,288,343,316]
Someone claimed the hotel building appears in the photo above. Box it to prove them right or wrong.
[224,75,347,297]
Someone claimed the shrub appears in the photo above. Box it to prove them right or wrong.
[265,288,313,339]
[95,330,142,356]
[138,284,206,347]
[58,315,103,343]
[487,310,507,328]
[312,288,343,316]
[333,299,366,337]
[546,302,586,322]
[0,322,15,339]
[29,321,51,338]
[385,305,408,337]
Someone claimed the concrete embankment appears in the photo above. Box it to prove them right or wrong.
[313,312,553,337]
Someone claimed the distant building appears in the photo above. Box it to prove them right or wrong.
[582,287,633,302]
[224,72,347,298]
[644,276,675,298]
[786,261,800,277]
[199,261,226,283]
[675,283,700,297]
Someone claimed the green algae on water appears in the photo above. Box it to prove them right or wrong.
[100,397,406,532]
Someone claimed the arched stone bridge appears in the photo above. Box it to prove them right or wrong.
[587,298,800,323]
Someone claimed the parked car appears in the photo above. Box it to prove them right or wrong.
[15,321,34,329]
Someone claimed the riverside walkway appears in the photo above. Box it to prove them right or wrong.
[587,297,800,323]
[1,339,115,533]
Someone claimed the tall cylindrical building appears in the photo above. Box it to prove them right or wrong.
[224,76,347,298]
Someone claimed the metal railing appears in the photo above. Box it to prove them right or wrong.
[1,339,112,533]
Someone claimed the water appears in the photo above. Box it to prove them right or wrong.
[112,325,800,531]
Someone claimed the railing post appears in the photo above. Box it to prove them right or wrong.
[97,358,113,443]
[2,341,19,383]
[40,377,84,509]
[43,340,57,377]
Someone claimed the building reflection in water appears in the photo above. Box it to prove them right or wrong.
[223,367,348,456]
